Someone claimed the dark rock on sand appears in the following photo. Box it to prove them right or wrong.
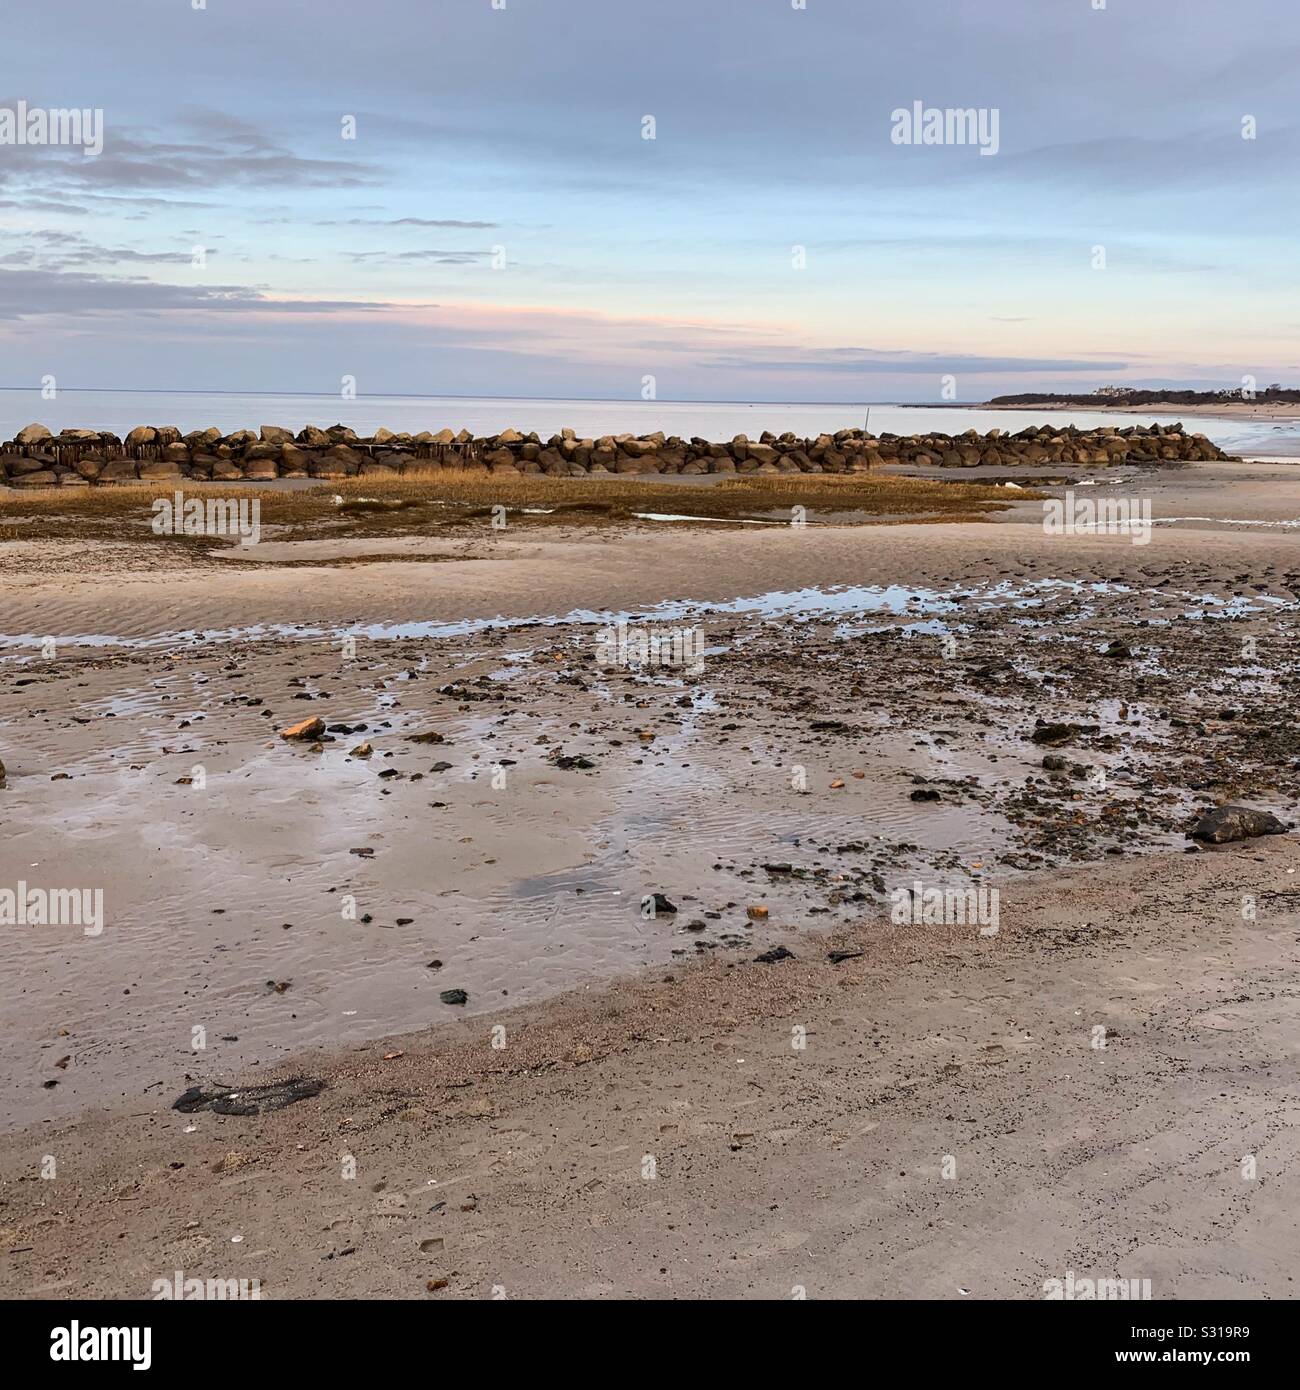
[1030,721,1098,746]
[1189,806,1288,844]
[554,754,596,770]
[755,946,795,964]
[172,1077,325,1116]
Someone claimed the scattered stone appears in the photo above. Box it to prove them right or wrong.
[439,988,469,1006]
[650,893,678,915]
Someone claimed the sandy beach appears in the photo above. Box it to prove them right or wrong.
[1,457,1297,1298]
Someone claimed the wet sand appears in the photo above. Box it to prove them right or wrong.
[1,461,1298,1296]
[2,845,1297,1299]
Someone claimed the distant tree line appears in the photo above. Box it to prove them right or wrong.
[988,385,1299,406]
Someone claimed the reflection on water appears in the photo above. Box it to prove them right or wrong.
[2,576,1292,655]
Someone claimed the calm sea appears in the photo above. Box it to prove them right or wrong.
[0,390,1294,456]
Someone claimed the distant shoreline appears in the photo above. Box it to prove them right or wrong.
[979,399,1300,421]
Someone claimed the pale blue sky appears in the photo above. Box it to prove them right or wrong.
[1,0,1296,401]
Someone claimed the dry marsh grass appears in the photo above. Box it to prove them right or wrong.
[0,468,1035,548]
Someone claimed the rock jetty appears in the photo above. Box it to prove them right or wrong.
[0,420,1231,488]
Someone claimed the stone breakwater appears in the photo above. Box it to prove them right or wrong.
[0,420,1230,487]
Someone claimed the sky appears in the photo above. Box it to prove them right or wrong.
[0,0,1297,403]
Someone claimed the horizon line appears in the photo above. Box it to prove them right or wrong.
[0,386,926,408]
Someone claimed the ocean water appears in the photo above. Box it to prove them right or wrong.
[0,389,1294,456]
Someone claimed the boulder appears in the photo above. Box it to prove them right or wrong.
[16,423,53,446]
[124,426,157,449]
[99,460,140,483]
[307,464,345,480]
[260,425,295,444]
[325,444,363,473]
[1190,806,1288,845]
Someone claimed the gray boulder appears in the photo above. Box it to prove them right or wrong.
[1190,806,1288,844]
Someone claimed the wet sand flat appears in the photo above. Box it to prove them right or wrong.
[0,844,1296,1299]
